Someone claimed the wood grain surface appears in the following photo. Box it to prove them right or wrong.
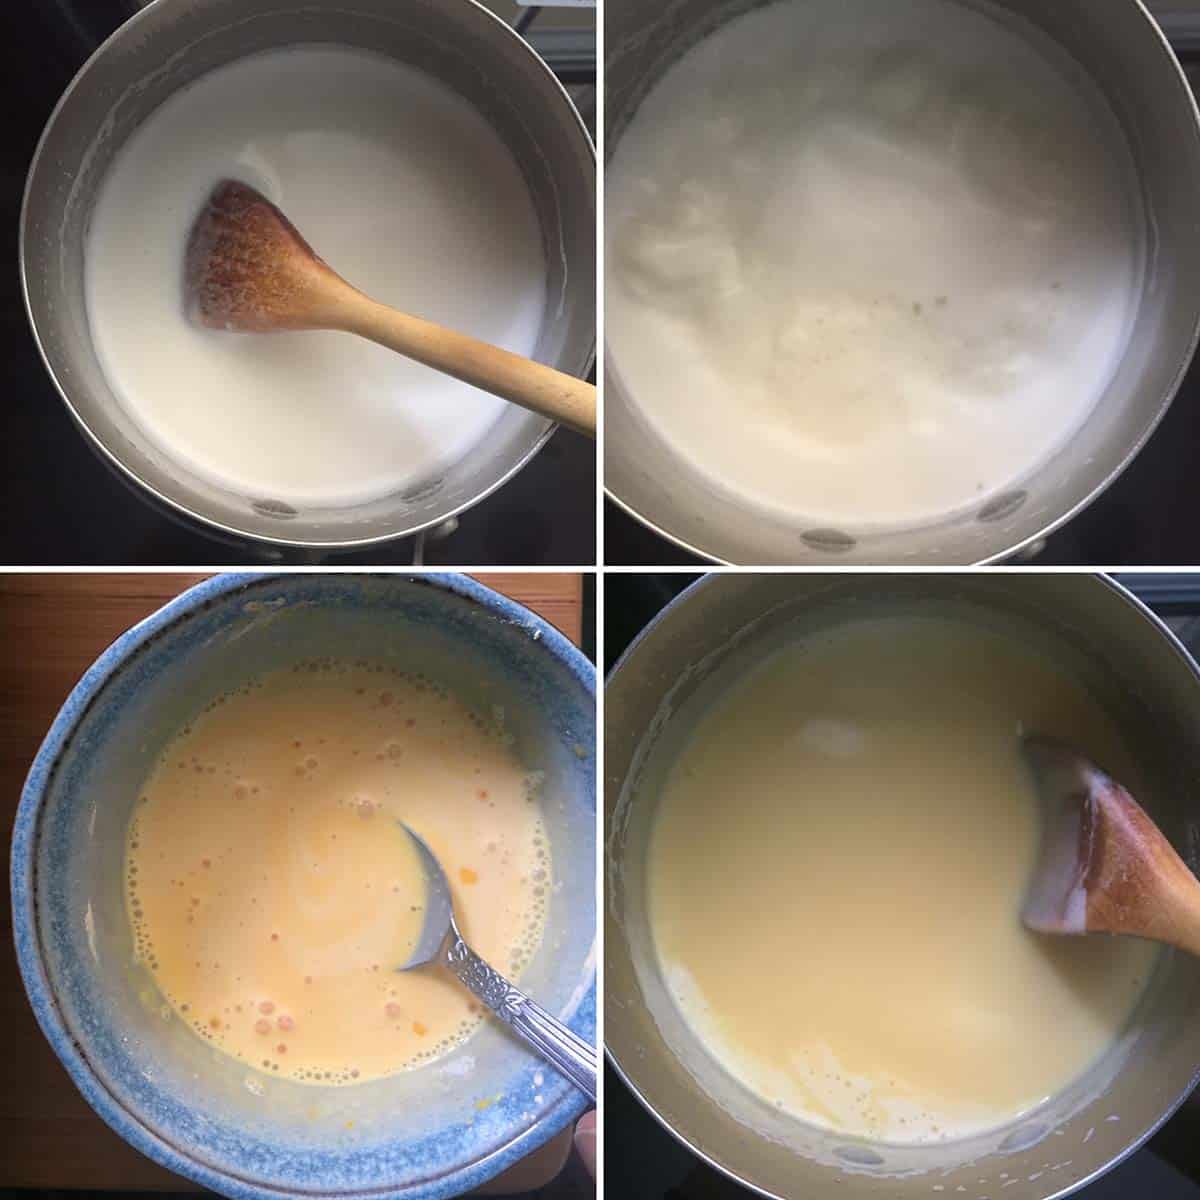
[0,572,585,1193]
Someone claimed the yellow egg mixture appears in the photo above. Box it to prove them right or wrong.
[126,660,549,1084]
[649,616,1155,1143]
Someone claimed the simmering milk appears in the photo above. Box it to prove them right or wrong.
[649,616,1155,1143]
[607,0,1143,527]
[87,47,546,508]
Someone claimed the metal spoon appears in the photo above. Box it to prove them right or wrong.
[398,824,596,1101]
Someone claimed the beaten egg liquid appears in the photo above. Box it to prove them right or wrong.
[649,617,1155,1142]
[126,661,549,1084]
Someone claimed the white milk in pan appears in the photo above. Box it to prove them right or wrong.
[85,47,546,508]
[606,0,1144,528]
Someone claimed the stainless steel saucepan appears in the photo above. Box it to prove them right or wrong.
[605,0,1200,564]
[606,573,1200,1198]
[22,0,595,551]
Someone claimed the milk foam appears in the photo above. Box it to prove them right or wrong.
[87,48,547,508]
[607,0,1143,528]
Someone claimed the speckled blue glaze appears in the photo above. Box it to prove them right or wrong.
[13,573,595,1200]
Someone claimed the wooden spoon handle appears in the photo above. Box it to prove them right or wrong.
[342,292,595,438]
[1081,767,1200,958]
[1138,841,1200,960]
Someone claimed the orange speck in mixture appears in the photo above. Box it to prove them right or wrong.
[412,1021,428,1036]
[459,867,479,885]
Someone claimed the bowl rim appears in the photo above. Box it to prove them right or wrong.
[19,0,596,551]
[11,571,596,1200]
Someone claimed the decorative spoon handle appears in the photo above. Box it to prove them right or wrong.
[445,932,597,1101]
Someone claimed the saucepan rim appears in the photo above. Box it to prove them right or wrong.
[604,570,1200,1200]
[20,0,596,551]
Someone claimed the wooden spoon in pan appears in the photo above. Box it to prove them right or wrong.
[1022,734,1200,957]
[185,179,595,438]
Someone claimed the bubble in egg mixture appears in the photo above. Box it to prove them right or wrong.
[125,660,550,1085]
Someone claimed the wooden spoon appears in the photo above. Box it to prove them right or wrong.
[185,179,596,438]
[1021,734,1200,957]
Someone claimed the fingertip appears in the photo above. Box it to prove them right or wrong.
[574,1109,597,1178]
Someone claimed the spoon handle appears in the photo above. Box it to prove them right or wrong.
[446,935,597,1101]
[346,294,597,438]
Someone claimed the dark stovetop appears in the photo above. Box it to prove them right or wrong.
[605,50,1200,570]
[603,572,1200,1200]
[1,3,594,567]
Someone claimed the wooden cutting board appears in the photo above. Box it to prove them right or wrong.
[0,572,584,1193]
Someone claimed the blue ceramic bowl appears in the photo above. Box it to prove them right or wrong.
[12,573,595,1199]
